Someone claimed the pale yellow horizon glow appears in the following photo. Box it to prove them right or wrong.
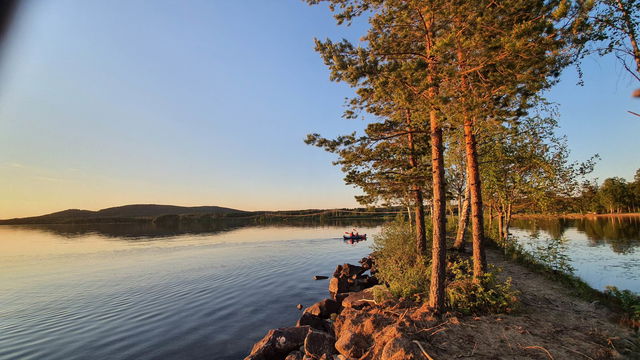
[0,162,360,219]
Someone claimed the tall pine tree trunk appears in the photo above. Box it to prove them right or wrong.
[464,117,487,278]
[453,185,470,250]
[497,210,504,241]
[423,11,446,311]
[455,36,486,279]
[414,188,427,254]
[406,110,427,254]
[428,106,447,311]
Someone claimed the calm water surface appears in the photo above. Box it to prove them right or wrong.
[511,216,640,293]
[0,224,379,360]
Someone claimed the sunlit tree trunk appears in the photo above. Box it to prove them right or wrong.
[464,117,487,278]
[497,209,504,241]
[453,185,470,250]
[428,105,447,311]
[455,38,486,279]
[406,110,427,254]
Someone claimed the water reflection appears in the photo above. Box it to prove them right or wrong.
[510,216,640,293]
[0,223,380,360]
[6,217,387,240]
[511,216,640,254]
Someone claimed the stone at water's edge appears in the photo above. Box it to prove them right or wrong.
[244,257,381,360]
[303,298,340,319]
[328,277,349,296]
[296,312,332,333]
[244,326,311,360]
[333,263,365,279]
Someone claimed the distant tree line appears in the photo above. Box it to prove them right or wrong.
[557,169,640,214]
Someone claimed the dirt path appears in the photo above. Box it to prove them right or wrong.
[460,249,640,359]
[336,249,639,359]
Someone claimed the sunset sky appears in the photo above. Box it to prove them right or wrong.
[1,0,639,219]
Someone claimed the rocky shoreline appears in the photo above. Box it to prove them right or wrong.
[244,250,640,360]
[244,256,382,360]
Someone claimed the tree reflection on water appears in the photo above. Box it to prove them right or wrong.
[511,217,640,254]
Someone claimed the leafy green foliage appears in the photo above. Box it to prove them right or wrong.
[373,219,519,314]
[372,217,431,299]
[446,261,519,315]
[604,286,640,329]
[528,237,575,274]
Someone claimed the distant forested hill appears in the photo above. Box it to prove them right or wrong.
[0,204,247,224]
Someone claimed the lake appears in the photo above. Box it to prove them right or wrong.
[0,223,379,360]
[510,216,640,293]
[2,216,638,360]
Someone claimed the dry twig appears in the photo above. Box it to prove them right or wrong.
[524,345,554,360]
[412,340,436,360]
[559,345,594,360]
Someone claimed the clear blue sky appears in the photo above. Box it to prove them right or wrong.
[0,0,638,218]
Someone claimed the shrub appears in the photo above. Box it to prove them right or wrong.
[372,217,431,299]
[446,260,519,315]
[605,286,640,330]
[373,218,519,313]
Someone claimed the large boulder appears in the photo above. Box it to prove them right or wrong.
[304,329,335,359]
[297,312,332,333]
[303,299,340,319]
[329,277,350,296]
[334,263,365,279]
[244,326,311,360]
[334,330,371,359]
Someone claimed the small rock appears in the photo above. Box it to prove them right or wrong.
[304,329,335,359]
[297,304,304,310]
[285,350,304,360]
[358,256,373,270]
[313,275,329,280]
[342,289,375,309]
[304,299,340,319]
